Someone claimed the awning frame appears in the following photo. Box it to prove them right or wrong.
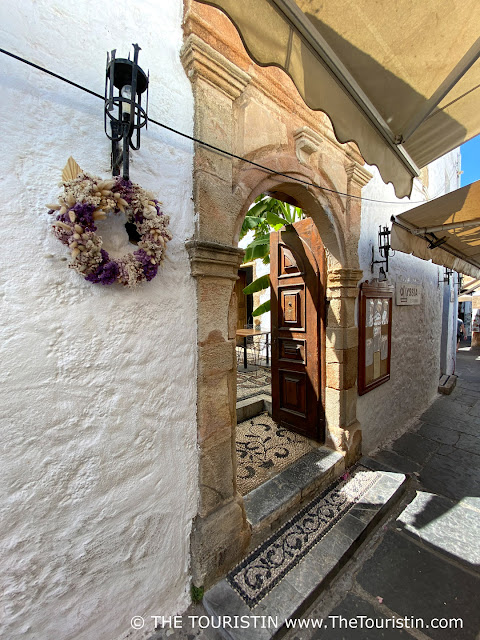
[410,219,480,236]
[270,0,420,177]
[391,218,480,279]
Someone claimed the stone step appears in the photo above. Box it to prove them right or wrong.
[438,374,457,395]
[203,464,407,640]
[236,395,272,422]
[244,447,345,549]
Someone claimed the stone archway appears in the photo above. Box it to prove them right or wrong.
[182,2,372,588]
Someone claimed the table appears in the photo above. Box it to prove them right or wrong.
[236,328,271,370]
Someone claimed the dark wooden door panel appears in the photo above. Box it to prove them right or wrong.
[279,285,305,330]
[271,219,326,442]
[279,370,307,416]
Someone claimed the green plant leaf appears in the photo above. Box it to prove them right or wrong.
[266,211,289,228]
[244,234,270,262]
[245,242,270,262]
[252,299,271,317]
[239,216,263,240]
[242,274,270,295]
[246,200,269,217]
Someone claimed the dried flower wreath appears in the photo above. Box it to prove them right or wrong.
[47,157,172,287]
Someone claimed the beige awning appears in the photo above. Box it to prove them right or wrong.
[460,277,480,297]
[197,0,480,198]
[391,180,480,279]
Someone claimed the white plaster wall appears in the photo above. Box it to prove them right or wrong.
[0,2,197,639]
[357,151,461,453]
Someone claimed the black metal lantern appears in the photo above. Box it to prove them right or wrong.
[371,225,394,277]
[104,43,149,180]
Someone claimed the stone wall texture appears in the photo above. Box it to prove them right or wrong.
[0,2,198,639]
[357,152,461,452]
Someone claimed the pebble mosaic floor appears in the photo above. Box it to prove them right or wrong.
[236,413,315,495]
[236,367,271,401]
[228,465,380,608]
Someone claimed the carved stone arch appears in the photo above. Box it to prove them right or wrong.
[183,2,373,591]
[230,153,352,271]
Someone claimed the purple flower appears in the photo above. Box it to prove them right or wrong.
[133,249,158,281]
[142,262,158,281]
[85,250,119,285]
[114,178,134,204]
[72,203,97,230]
[133,249,151,266]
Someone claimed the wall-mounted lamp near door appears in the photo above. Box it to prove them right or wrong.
[104,43,149,180]
[371,225,394,279]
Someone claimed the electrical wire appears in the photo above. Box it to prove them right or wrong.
[1,46,432,206]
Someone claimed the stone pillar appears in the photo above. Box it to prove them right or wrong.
[344,161,373,268]
[181,33,251,246]
[325,268,363,466]
[186,240,251,589]
[181,27,253,589]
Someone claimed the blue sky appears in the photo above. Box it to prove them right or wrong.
[460,136,480,187]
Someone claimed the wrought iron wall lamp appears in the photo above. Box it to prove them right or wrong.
[438,267,454,285]
[371,225,394,279]
[104,44,149,180]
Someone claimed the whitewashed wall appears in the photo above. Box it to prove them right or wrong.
[0,2,197,639]
[357,151,461,453]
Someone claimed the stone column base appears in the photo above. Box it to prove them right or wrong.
[190,495,251,589]
[325,420,362,467]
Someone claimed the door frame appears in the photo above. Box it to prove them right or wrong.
[182,16,373,590]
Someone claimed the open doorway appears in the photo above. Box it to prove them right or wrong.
[234,197,326,496]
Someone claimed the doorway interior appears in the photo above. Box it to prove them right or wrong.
[235,200,326,497]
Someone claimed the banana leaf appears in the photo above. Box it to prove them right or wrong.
[242,274,270,295]
[252,299,271,317]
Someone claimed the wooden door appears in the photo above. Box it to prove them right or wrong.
[270,219,326,441]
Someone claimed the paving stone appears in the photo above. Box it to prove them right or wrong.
[371,450,422,474]
[357,530,480,639]
[243,475,300,526]
[391,432,438,464]
[397,491,480,570]
[456,432,480,457]
[282,529,353,600]
[420,413,480,436]
[460,496,480,511]
[332,513,369,543]
[416,422,460,445]
[451,393,480,407]
[434,443,456,456]
[468,400,480,417]
[420,448,480,501]
[355,472,406,509]
[243,447,343,532]
[348,503,384,524]
[203,581,272,640]
[358,456,398,473]
[279,448,343,494]
[313,593,412,639]
[253,579,305,633]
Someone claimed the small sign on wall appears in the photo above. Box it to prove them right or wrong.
[396,283,422,306]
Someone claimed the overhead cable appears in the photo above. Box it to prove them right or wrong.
[1,46,430,206]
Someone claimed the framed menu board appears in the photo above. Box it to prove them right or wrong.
[358,281,393,395]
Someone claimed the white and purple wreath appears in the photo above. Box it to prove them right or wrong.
[47,158,172,287]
